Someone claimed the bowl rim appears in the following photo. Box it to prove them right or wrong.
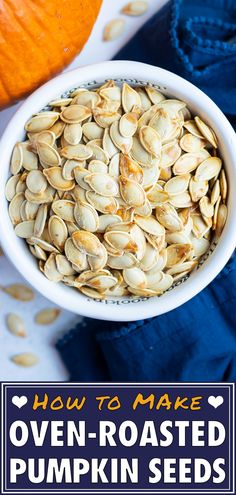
[0,60,236,321]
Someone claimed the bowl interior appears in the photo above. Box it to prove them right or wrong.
[0,61,235,321]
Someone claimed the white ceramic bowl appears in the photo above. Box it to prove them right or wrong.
[0,60,236,321]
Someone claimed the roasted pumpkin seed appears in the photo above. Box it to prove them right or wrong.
[6,313,26,337]
[2,283,34,301]
[103,19,126,41]
[35,308,61,325]
[11,353,39,367]
[122,1,148,16]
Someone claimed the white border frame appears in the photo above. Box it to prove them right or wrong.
[1,382,235,495]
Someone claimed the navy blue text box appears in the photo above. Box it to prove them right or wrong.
[0,382,235,495]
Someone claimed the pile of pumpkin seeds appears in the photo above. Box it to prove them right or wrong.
[5,81,228,299]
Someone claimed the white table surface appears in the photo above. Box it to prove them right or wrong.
[0,0,166,382]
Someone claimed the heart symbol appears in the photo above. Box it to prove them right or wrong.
[12,395,28,409]
[208,395,224,409]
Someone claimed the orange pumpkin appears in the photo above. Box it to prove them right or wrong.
[0,0,102,108]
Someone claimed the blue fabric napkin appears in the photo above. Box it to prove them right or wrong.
[116,0,236,129]
[57,0,236,381]
[57,256,236,381]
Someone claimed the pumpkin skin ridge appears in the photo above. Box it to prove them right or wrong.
[1,1,54,95]
[0,3,26,100]
[0,0,102,108]
[0,32,11,101]
[0,0,58,102]
[24,0,72,65]
[11,1,66,68]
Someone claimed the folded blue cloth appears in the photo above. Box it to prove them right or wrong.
[57,255,236,381]
[116,0,236,129]
[57,0,236,381]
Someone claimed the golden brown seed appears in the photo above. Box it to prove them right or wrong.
[195,157,222,181]
[199,196,214,218]
[26,170,47,194]
[11,353,39,367]
[119,176,146,207]
[139,125,161,158]
[119,112,138,138]
[61,105,91,124]
[166,244,192,267]
[72,231,103,256]
[9,193,25,225]
[119,154,143,183]
[43,167,74,191]
[61,144,93,161]
[122,1,148,16]
[48,215,68,250]
[25,112,59,132]
[103,19,125,41]
[194,116,217,148]
[11,143,23,174]
[35,308,61,325]
[219,169,227,202]
[6,313,26,337]
[215,204,227,238]
[2,284,34,301]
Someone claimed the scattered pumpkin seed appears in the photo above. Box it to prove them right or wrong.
[2,283,34,301]
[6,313,26,337]
[35,308,61,325]
[103,19,125,41]
[11,353,39,367]
[122,1,148,16]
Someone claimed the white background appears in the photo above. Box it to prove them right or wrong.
[0,0,166,382]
